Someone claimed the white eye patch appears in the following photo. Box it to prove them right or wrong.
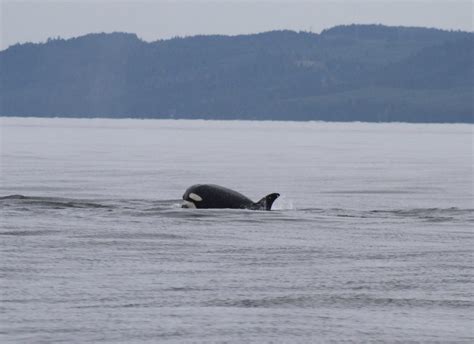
[189,193,203,202]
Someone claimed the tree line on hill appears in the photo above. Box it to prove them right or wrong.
[1,24,472,122]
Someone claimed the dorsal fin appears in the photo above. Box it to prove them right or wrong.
[254,193,280,210]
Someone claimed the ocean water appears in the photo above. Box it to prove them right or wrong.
[0,117,473,343]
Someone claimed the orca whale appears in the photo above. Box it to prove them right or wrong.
[182,184,280,210]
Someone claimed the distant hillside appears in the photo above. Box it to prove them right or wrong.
[1,24,472,122]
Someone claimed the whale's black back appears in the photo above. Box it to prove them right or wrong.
[183,184,254,209]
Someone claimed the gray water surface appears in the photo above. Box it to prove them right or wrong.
[1,118,473,342]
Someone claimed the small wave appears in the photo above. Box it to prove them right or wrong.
[1,195,471,224]
[298,207,473,222]
[0,229,59,236]
[369,207,474,222]
[205,295,474,309]
[322,190,414,194]
[204,295,313,308]
[0,194,28,200]
[0,195,111,209]
[76,232,185,240]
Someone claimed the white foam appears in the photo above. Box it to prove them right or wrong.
[182,200,196,208]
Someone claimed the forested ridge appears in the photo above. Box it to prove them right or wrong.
[1,24,472,122]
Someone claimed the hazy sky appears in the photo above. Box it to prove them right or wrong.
[1,0,472,50]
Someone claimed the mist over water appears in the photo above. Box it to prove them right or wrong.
[1,117,473,342]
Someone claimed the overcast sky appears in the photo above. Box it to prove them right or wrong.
[1,0,472,50]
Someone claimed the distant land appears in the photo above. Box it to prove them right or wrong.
[1,24,472,123]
